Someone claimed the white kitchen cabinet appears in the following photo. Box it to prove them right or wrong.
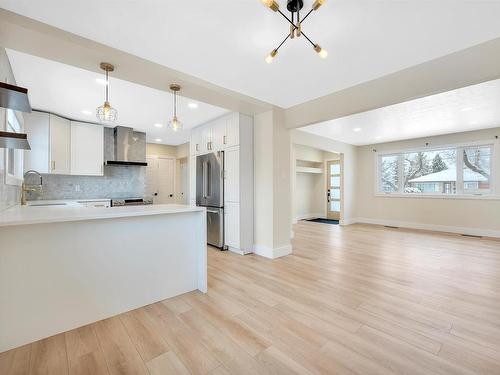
[201,125,213,153]
[224,148,239,202]
[70,121,104,176]
[211,118,226,151]
[190,127,201,155]
[49,114,71,174]
[224,202,240,249]
[225,113,240,148]
[24,111,50,173]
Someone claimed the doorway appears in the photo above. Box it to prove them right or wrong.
[326,159,342,220]
[146,157,176,204]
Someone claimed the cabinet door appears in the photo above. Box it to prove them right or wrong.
[225,202,240,249]
[24,111,50,173]
[224,148,240,202]
[212,118,226,151]
[70,121,104,176]
[201,124,213,153]
[225,114,239,148]
[49,114,71,174]
[190,127,201,156]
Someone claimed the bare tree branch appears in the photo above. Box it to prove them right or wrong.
[463,150,489,179]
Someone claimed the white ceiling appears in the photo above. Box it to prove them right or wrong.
[300,78,500,146]
[6,49,229,145]
[2,1,500,108]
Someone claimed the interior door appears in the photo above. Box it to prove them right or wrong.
[145,157,158,199]
[157,158,175,204]
[327,160,341,220]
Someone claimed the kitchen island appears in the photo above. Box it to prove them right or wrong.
[0,204,207,352]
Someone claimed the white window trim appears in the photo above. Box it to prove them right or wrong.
[374,139,499,200]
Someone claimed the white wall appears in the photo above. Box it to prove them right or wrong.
[356,127,500,236]
[291,130,357,224]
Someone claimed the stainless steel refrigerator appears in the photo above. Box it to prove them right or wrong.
[196,151,225,249]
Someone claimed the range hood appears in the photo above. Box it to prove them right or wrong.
[106,126,147,166]
[0,82,32,150]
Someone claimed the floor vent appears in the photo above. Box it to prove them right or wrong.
[384,225,399,229]
[461,234,483,239]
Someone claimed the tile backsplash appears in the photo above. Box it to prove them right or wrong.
[26,165,145,201]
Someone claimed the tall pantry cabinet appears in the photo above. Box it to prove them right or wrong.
[189,113,253,255]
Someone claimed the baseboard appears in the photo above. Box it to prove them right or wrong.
[253,244,292,259]
[340,218,357,226]
[294,213,325,222]
[355,217,500,238]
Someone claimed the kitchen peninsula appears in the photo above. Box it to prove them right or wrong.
[0,204,207,352]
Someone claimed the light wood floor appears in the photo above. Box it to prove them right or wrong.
[2,222,500,375]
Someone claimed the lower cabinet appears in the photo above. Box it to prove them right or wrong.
[224,202,240,249]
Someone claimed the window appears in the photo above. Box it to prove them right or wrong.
[376,142,495,197]
[4,109,24,186]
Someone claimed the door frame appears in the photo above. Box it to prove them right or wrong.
[325,154,344,221]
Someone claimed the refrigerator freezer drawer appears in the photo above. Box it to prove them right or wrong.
[206,207,224,248]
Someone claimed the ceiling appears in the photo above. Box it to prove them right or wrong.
[7,49,229,145]
[2,1,500,109]
[300,78,500,146]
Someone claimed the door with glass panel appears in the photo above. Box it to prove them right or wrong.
[327,160,341,220]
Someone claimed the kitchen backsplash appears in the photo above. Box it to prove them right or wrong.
[26,165,145,201]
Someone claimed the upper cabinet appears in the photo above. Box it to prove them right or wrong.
[189,113,242,156]
[70,121,104,176]
[24,111,104,176]
[49,114,71,174]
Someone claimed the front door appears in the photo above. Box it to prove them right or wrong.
[326,159,341,220]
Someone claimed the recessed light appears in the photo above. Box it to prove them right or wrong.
[155,138,162,142]
[96,77,108,85]
[375,136,382,139]
[461,107,473,112]
[154,123,163,128]
[81,110,92,115]
[353,128,362,132]
[188,102,199,109]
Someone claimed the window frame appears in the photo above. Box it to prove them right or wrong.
[374,139,498,200]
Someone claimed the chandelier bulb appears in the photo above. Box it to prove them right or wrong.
[261,0,279,12]
[314,44,328,59]
[265,49,278,64]
[312,0,326,11]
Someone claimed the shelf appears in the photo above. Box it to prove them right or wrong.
[296,166,323,174]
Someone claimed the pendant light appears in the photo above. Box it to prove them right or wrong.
[96,62,118,123]
[168,84,183,132]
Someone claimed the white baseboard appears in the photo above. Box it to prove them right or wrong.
[253,244,292,259]
[355,217,500,238]
[294,213,325,222]
[340,218,357,226]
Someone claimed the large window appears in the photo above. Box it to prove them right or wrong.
[376,142,495,197]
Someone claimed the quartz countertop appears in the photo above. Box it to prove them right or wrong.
[0,204,205,227]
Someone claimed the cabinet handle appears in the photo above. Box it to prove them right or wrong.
[223,135,227,145]
[208,141,212,151]
[51,160,55,171]
[196,144,199,152]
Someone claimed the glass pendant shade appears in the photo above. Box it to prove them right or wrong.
[96,101,117,123]
[168,116,183,132]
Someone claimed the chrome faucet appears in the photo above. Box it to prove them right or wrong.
[21,170,43,205]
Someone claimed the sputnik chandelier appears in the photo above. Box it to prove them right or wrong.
[261,0,327,63]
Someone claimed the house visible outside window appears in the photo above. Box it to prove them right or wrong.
[376,142,495,197]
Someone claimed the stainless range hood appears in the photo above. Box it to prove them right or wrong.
[0,82,32,150]
[105,126,147,166]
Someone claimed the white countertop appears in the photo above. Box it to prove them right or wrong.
[0,204,205,227]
